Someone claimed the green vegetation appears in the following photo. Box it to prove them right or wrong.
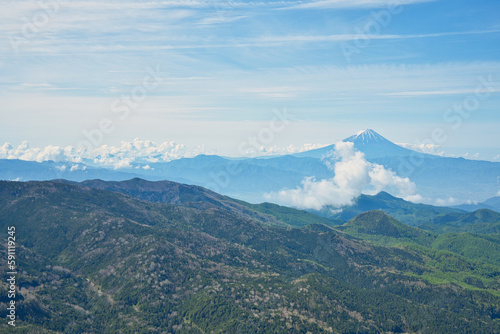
[431,233,500,266]
[238,201,342,227]
[421,209,500,234]
[335,210,500,294]
[337,210,436,246]
[311,191,462,226]
[0,181,499,333]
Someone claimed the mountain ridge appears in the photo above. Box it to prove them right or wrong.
[309,191,464,226]
[2,129,500,205]
[53,178,340,228]
[337,210,436,246]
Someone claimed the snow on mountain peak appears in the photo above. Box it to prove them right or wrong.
[345,129,388,144]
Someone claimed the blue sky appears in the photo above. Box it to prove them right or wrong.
[1,0,500,159]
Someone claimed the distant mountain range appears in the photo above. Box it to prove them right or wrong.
[0,158,143,181]
[1,129,499,206]
[452,196,500,212]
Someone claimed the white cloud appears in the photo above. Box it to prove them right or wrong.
[462,152,481,160]
[0,143,13,157]
[20,83,54,88]
[89,138,210,167]
[111,158,133,170]
[397,143,445,156]
[250,30,500,48]
[290,0,435,10]
[266,141,421,210]
[0,138,330,167]
[0,138,212,169]
[435,197,457,206]
[397,144,493,161]
[256,143,328,156]
[0,141,70,163]
[239,86,303,99]
[367,163,421,201]
[384,86,500,96]
[70,164,86,172]
[198,15,248,26]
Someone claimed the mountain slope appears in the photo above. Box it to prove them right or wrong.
[237,201,343,227]
[336,210,500,268]
[431,233,500,267]
[1,181,500,332]
[310,191,463,226]
[337,210,436,246]
[420,209,500,234]
[293,129,419,159]
[55,178,339,228]
[484,196,500,211]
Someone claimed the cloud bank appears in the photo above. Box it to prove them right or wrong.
[0,139,209,169]
[255,143,328,156]
[0,139,328,169]
[396,142,445,156]
[266,141,422,210]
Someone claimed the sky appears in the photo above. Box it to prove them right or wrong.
[1,0,500,160]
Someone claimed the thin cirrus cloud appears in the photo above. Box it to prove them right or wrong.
[4,0,429,13]
[8,30,500,56]
[2,0,497,62]
[251,29,500,46]
[288,0,436,10]
[1,0,499,157]
[384,87,500,97]
[198,15,248,26]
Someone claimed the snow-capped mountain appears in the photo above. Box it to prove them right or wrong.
[344,129,389,144]
[293,129,416,159]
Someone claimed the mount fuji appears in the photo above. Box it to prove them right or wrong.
[294,129,419,159]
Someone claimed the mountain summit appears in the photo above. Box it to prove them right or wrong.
[294,129,414,159]
[344,129,391,145]
[343,129,416,159]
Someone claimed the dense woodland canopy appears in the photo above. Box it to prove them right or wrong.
[0,180,499,333]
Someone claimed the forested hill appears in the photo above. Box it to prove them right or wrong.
[0,180,499,333]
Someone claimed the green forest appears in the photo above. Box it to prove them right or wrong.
[0,180,499,333]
